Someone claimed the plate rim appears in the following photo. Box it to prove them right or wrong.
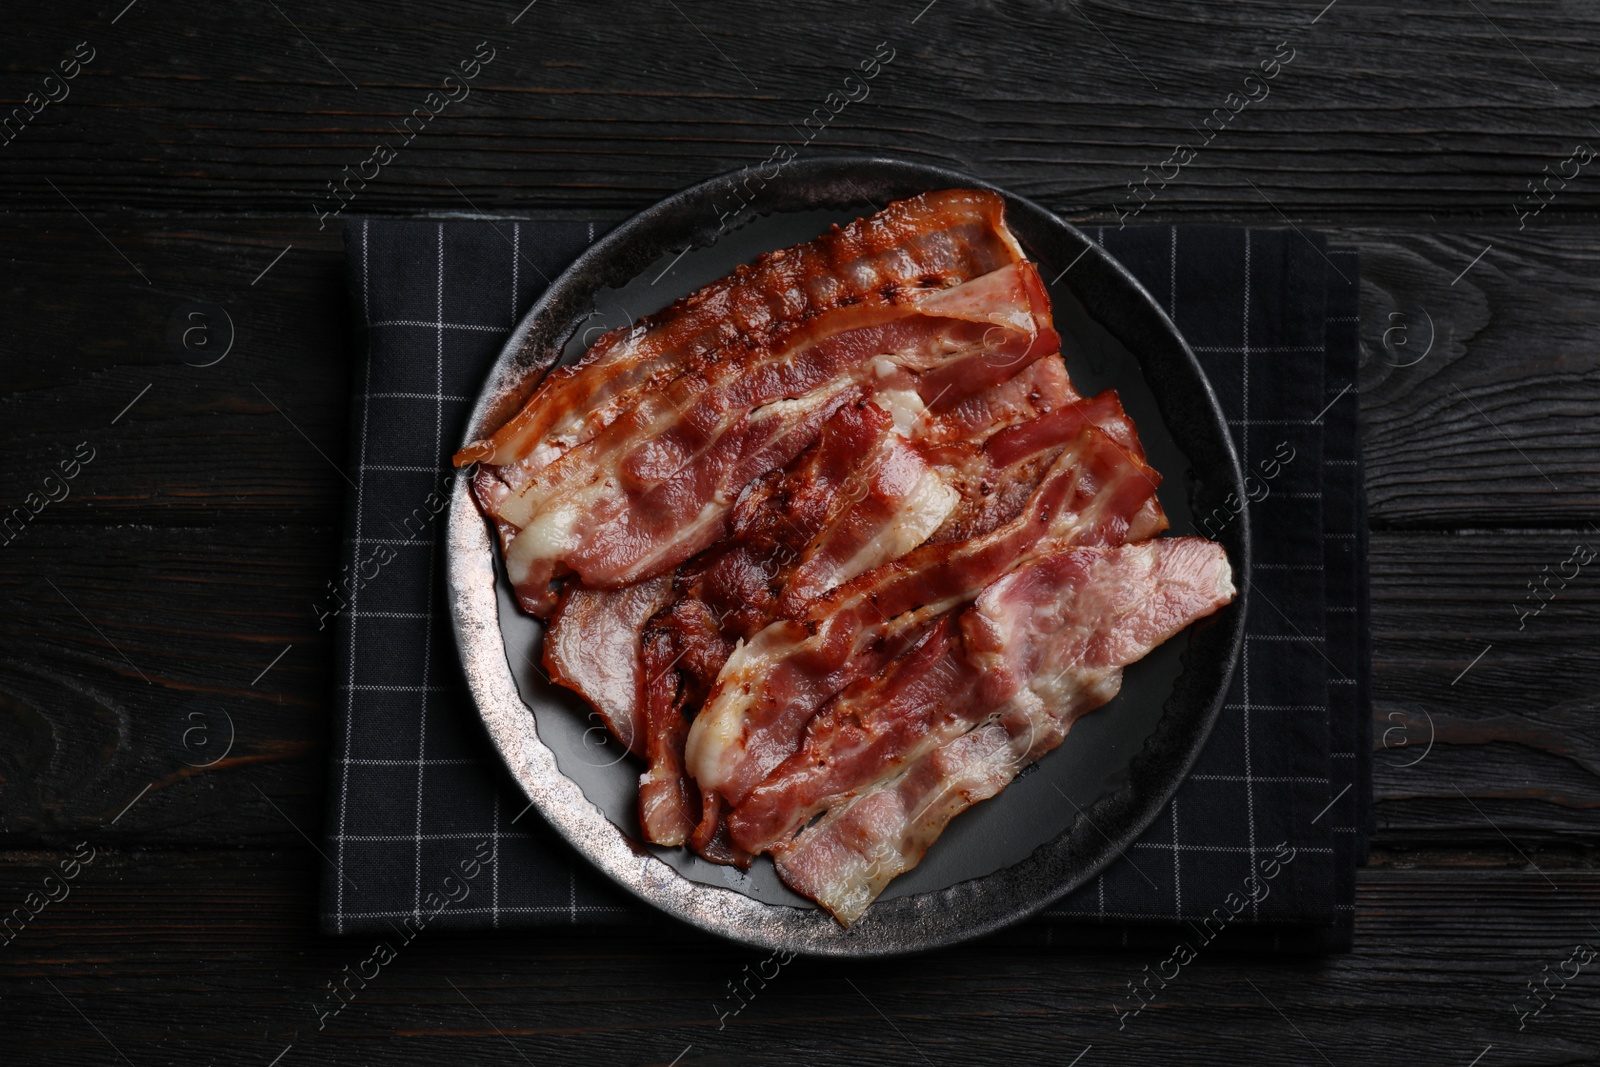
[445,155,1250,957]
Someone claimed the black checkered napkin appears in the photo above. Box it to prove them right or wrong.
[1035,228,1367,949]
[320,217,1369,946]
[322,220,632,932]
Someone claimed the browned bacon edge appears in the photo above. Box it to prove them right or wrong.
[468,189,1229,924]
[455,189,1023,469]
[764,538,1236,923]
[683,390,1163,815]
[491,259,1058,613]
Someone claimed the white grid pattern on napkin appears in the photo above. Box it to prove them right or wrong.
[321,219,1362,938]
[1040,224,1337,926]
[324,218,632,934]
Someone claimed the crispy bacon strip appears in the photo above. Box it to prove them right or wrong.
[635,400,956,847]
[685,393,1161,810]
[457,189,1026,470]
[925,378,1168,546]
[460,191,1040,615]
[761,537,1236,923]
[542,575,674,758]
[495,260,1057,604]
[916,352,1078,449]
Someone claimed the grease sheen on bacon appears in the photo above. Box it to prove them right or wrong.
[456,189,1041,616]
[464,190,1235,925]
[764,538,1236,923]
[683,389,1162,809]
[630,399,956,848]
[498,259,1056,610]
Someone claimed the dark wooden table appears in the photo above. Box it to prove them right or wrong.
[4,1,1598,1063]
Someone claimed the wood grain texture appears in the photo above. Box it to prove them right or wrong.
[5,1,1600,223]
[1,526,1595,856]
[1350,225,1600,527]
[0,217,350,525]
[2,851,1597,1066]
[3,0,1600,1061]
[3,217,1597,528]
[0,524,336,846]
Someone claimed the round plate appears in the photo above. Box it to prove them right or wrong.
[446,156,1249,956]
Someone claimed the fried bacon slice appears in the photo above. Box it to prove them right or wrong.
[633,399,957,847]
[469,190,1234,924]
[457,189,1044,616]
[458,189,1026,470]
[684,391,1162,811]
[925,374,1169,547]
[758,538,1236,923]
[542,575,674,758]
[497,260,1056,611]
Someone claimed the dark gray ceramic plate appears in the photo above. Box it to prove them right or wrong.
[445,156,1249,956]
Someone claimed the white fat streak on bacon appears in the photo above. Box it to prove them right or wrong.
[495,261,1057,591]
[933,383,1170,548]
[917,353,1078,449]
[542,574,675,758]
[777,436,958,615]
[767,538,1235,924]
[633,403,957,848]
[456,189,1026,471]
[685,410,1161,806]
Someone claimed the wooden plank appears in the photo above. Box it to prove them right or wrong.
[1347,226,1600,528]
[1370,529,1600,849]
[0,524,336,845]
[3,217,1598,527]
[4,0,1597,1054]
[4,1,1600,222]
[0,217,349,526]
[2,849,1596,1065]
[1,525,1594,852]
